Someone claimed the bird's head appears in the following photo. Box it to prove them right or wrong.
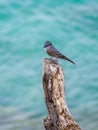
[43,41,52,48]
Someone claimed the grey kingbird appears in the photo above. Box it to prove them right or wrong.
[43,41,75,65]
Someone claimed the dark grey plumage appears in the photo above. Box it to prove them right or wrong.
[43,41,75,65]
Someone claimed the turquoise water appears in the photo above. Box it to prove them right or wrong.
[0,0,98,130]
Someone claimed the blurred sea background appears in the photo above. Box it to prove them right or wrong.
[0,0,98,130]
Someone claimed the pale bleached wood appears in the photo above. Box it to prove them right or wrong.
[42,58,81,130]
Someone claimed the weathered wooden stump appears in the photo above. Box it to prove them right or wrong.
[42,58,81,130]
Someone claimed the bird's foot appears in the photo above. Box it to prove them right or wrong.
[49,57,58,64]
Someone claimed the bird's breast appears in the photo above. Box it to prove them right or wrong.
[44,46,50,52]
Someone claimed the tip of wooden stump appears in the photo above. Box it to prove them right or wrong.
[43,58,59,65]
[43,58,63,77]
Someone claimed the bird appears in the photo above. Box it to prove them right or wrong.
[43,41,75,65]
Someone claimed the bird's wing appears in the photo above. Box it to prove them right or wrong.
[47,46,67,58]
[47,46,76,64]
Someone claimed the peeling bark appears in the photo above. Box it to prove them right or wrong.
[42,58,81,130]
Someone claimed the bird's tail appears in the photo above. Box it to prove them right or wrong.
[65,57,76,65]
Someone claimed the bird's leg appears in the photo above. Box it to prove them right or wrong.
[49,56,53,60]
[50,56,56,61]
[50,57,58,64]
[53,57,58,62]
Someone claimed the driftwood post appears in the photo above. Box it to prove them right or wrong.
[42,58,81,130]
